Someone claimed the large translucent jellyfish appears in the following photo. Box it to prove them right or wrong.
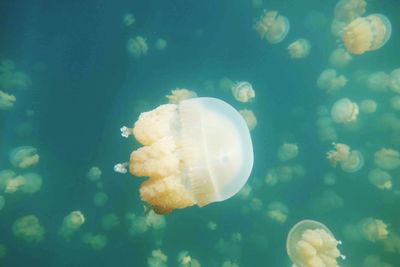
[327,143,364,172]
[288,39,311,59]
[286,220,345,267]
[231,81,255,103]
[388,68,400,93]
[0,90,16,110]
[317,69,347,95]
[117,97,253,214]
[329,48,352,68]
[266,201,289,224]
[127,36,148,57]
[239,109,257,131]
[254,10,290,44]
[277,143,299,162]
[342,14,392,55]
[166,88,198,104]
[368,169,392,190]
[359,217,389,242]
[58,211,85,239]
[9,146,39,169]
[374,148,400,170]
[12,215,45,242]
[330,98,359,124]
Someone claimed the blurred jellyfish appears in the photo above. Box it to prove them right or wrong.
[327,143,364,172]
[363,254,393,267]
[0,170,15,192]
[383,232,400,253]
[177,251,201,267]
[208,220,217,231]
[82,232,107,250]
[374,148,400,170]
[316,116,338,142]
[390,96,400,111]
[309,189,344,213]
[166,88,198,104]
[388,68,400,93]
[155,38,167,51]
[9,146,39,169]
[237,184,252,200]
[222,260,239,267]
[117,97,253,214]
[286,220,345,267]
[288,39,310,59]
[232,81,255,103]
[330,98,359,124]
[0,60,31,90]
[334,0,366,22]
[93,191,108,207]
[317,69,347,95]
[101,213,120,231]
[368,169,392,190]
[123,13,135,27]
[126,213,149,235]
[359,217,389,242]
[329,48,352,68]
[148,249,168,267]
[3,175,25,194]
[19,172,42,194]
[12,215,45,242]
[0,195,4,211]
[218,77,235,92]
[127,36,148,57]
[0,90,16,110]
[277,143,299,162]
[145,209,166,230]
[360,99,377,114]
[254,10,290,44]
[366,71,389,91]
[87,166,102,182]
[59,211,85,239]
[239,109,257,130]
[323,172,336,186]
[266,201,289,224]
[342,14,392,55]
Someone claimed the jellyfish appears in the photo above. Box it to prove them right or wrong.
[323,172,336,186]
[288,39,311,59]
[342,14,392,55]
[87,166,102,182]
[360,99,377,114]
[388,68,400,93]
[155,38,167,51]
[309,190,343,213]
[327,143,364,172]
[334,0,366,23]
[101,213,120,231]
[254,10,290,44]
[222,261,239,267]
[166,88,198,104]
[286,220,345,267]
[239,109,257,130]
[148,249,168,267]
[219,77,235,92]
[116,97,253,214]
[0,169,15,192]
[390,96,400,111]
[368,169,392,190]
[317,69,347,95]
[329,48,352,68]
[359,217,389,242]
[277,143,299,162]
[82,232,107,250]
[12,215,45,242]
[123,13,135,27]
[177,251,201,267]
[366,71,389,91]
[0,60,31,90]
[93,191,108,207]
[266,201,289,224]
[374,148,400,170]
[207,220,217,230]
[363,254,393,267]
[58,211,85,239]
[19,172,42,194]
[126,213,149,235]
[127,36,148,57]
[9,146,39,169]
[330,98,359,124]
[231,81,255,103]
[0,90,16,110]
[383,232,400,253]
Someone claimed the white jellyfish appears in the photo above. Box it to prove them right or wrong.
[254,10,290,44]
[277,143,299,162]
[374,148,400,170]
[117,97,253,214]
[127,36,148,57]
[231,81,255,103]
[327,143,364,172]
[288,39,311,59]
[329,48,352,68]
[317,69,347,95]
[166,88,198,104]
[239,109,257,130]
[266,201,289,224]
[154,38,167,51]
[388,68,400,93]
[368,169,392,190]
[286,220,345,267]
[0,90,16,110]
[9,146,39,169]
[360,99,377,114]
[59,211,85,239]
[12,215,45,242]
[330,98,359,124]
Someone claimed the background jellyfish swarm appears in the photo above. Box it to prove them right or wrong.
[121,97,254,214]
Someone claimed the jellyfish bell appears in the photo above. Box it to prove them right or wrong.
[288,39,311,59]
[340,150,364,172]
[119,97,253,214]
[342,14,392,55]
[231,81,255,103]
[9,146,39,169]
[287,220,345,267]
[330,98,359,124]
[254,10,290,44]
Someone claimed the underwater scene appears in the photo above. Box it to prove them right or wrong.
[1,0,400,266]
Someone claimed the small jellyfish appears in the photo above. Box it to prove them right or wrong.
[148,249,168,267]
[101,213,120,231]
[239,109,257,131]
[329,48,352,68]
[288,39,311,59]
[266,201,289,224]
[286,220,345,267]
[9,146,39,169]
[93,191,108,207]
[254,10,290,44]
[360,99,377,114]
[327,143,364,172]
[388,68,400,93]
[317,69,347,95]
[0,90,16,110]
[231,81,255,103]
[363,254,393,267]
[374,148,400,170]
[117,97,253,214]
[342,14,392,55]
[58,211,85,239]
[366,71,389,91]
[359,217,389,242]
[330,98,359,124]
[368,168,392,190]
[87,166,102,182]
[154,38,167,51]
[334,0,366,23]
[82,232,107,250]
[0,169,16,192]
[218,77,235,92]
[12,215,45,242]
[277,143,299,162]
[166,88,198,104]
[19,172,42,194]
[127,36,148,57]
[123,13,135,27]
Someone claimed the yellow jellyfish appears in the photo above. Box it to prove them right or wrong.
[166,88,198,104]
[12,215,45,242]
[0,90,16,110]
[327,143,364,172]
[254,10,290,44]
[287,220,344,267]
[359,217,389,242]
[288,39,311,59]
[127,36,148,57]
[342,14,392,55]
[374,148,400,170]
[388,68,400,93]
[239,109,257,130]
[148,249,168,267]
[334,0,366,23]
[360,99,377,114]
[231,81,255,103]
[58,211,85,239]
[9,146,39,169]
[368,169,392,190]
[330,98,359,124]
[117,97,253,214]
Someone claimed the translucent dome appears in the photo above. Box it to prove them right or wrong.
[119,97,254,214]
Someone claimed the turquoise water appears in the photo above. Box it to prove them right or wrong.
[1,0,400,266]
